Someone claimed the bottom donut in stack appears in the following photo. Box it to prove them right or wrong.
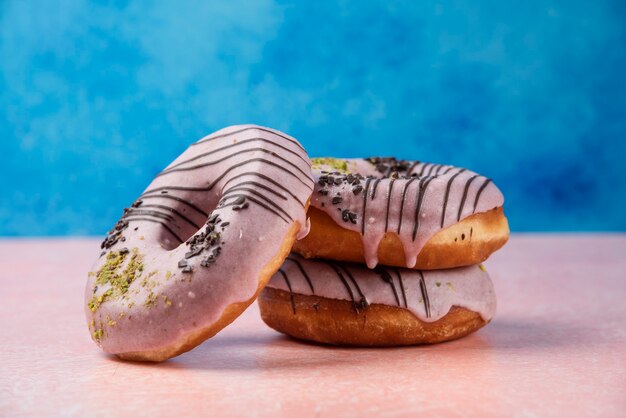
[258,254,496,345]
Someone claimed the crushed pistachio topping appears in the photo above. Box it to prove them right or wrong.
[89,248,144,313]
[93,328,103,342]
[144,291,158,307]
[479,264,486,272]
[88,289,112,312]
[311,157,348,172]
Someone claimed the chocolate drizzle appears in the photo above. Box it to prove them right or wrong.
[396,176,418,234]
[418,271,431,318]
[384,179,395,232]
[286,256,314,293]
[473,178,492,212]
[158,152,312,190]
[272,255,447,319]
[100,125,312,257]
[370,178,382,200]
[440,168,467,228]
[412,176,435,241]
[278,269,296,313]
[361,178,373,235]
[394,267,408,308]
[191,125,306,152]
[457,174,479,221]
[308,157,503,268]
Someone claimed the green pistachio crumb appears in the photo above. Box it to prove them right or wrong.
[311,157,348,172]
[93,328,103,341]
[90,248,145,313]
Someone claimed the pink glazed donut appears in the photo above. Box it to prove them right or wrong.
[259,254,496,346]
[85,125,313,361]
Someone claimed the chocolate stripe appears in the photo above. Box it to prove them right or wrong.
[192,126,305,152]
[371,178,382,199]
[137,204,201,229]
[393,267,408,308]
[440,168,467,228]
[361,178,373,235]
[278,269,296,314]
[426,163,439,176]
[169,137,309,170]
[457,174,479,221]
[145,171,306,207]
[407,161,421,176]
[418,270,431,318]
[124,209,173,222]
[412,176,435,241]
[384,179,396,232]
[337,264,367,307]
[219,193,291,223]
[223,182,288,202]
[123,216,184,243]
[221,172,306,207]
[159,148,311,187]
[327,262,358,309]
[396,176,418,234]
[139,194,208,218]
[207,158,313,191]
[441,166,454,175]
[286,256,315,293]
[220,188,293,221]
[472,178,492,212]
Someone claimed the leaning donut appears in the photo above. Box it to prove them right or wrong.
[259,254,496,346]
[293,157,509,269]
[85,125,313,361]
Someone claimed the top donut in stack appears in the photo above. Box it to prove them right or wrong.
[294,157,509,270]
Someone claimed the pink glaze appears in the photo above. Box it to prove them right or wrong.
[84,125,313,356]
[266,254,496,322]
[311,158,504,268]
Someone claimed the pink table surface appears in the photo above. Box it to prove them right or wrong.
[1,235,625,417]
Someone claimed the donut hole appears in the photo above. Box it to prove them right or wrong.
[151,190,222,251]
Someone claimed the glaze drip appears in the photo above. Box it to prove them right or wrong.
[309,158,504,268]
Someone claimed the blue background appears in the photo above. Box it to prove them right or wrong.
[1,0,625,236]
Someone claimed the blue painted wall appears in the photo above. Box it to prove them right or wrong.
[1,0,625,235]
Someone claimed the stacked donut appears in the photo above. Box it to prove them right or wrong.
[259,157,509,345]
[85,126,508,361]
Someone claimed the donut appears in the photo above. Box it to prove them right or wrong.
[293,157,509,269]
[85,125,313,361]
[258,254,496,346]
